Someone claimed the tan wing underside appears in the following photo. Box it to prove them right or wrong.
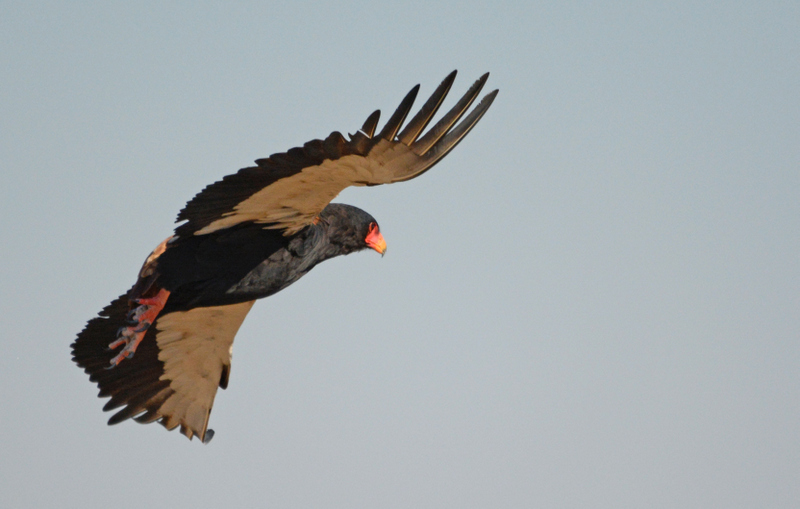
[194,139,421,236]
[191,73,497,237]
[152,300,255,441]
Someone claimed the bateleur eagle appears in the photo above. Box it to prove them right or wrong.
[71,71,498,442]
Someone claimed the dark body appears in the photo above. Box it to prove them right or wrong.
[157,204,376,311]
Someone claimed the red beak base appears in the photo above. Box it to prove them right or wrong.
[365,223,387,256]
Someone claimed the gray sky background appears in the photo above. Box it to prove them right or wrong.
[1,2,798,508]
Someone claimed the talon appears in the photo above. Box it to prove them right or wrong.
[106,288,171,366]
[133,321,151,333]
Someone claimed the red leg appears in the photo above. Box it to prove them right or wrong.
[108,288,170,366]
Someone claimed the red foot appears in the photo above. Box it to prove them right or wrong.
[108,288,170,366]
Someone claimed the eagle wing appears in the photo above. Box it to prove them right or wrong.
[174,71,498,237]
[72,293,255,442]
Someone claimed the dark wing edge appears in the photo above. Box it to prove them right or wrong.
[173,71,498,238]
[173,130,362,238]
[378,73,498,184]
[71,294,177,434]
[71,294,247,443]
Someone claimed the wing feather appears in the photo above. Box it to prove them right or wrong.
[376,84,419,141]
[397,70,456,145]
[397,88,499,182]
[174,71,497,237]
[411,72,489,155]
[72,294,255,442]
[361,110,381,137]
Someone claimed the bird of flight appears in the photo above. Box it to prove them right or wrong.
[72,71,498,443]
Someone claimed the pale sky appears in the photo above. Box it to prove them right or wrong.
[1,2,798,508]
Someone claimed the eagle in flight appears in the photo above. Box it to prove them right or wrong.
[72,71,498,443]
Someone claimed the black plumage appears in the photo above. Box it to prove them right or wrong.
[159,204,379,309]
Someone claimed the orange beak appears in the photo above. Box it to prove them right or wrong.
[365,223,387,256]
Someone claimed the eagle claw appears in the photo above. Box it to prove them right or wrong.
[133,321,151,333]
[107,289,170,366]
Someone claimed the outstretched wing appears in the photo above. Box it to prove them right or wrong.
[72,294,255,442]
[175,71,498,237]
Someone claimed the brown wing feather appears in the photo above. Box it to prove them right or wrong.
[152,301,255,440]
[174,71,498,237]
[72,294,255,442]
